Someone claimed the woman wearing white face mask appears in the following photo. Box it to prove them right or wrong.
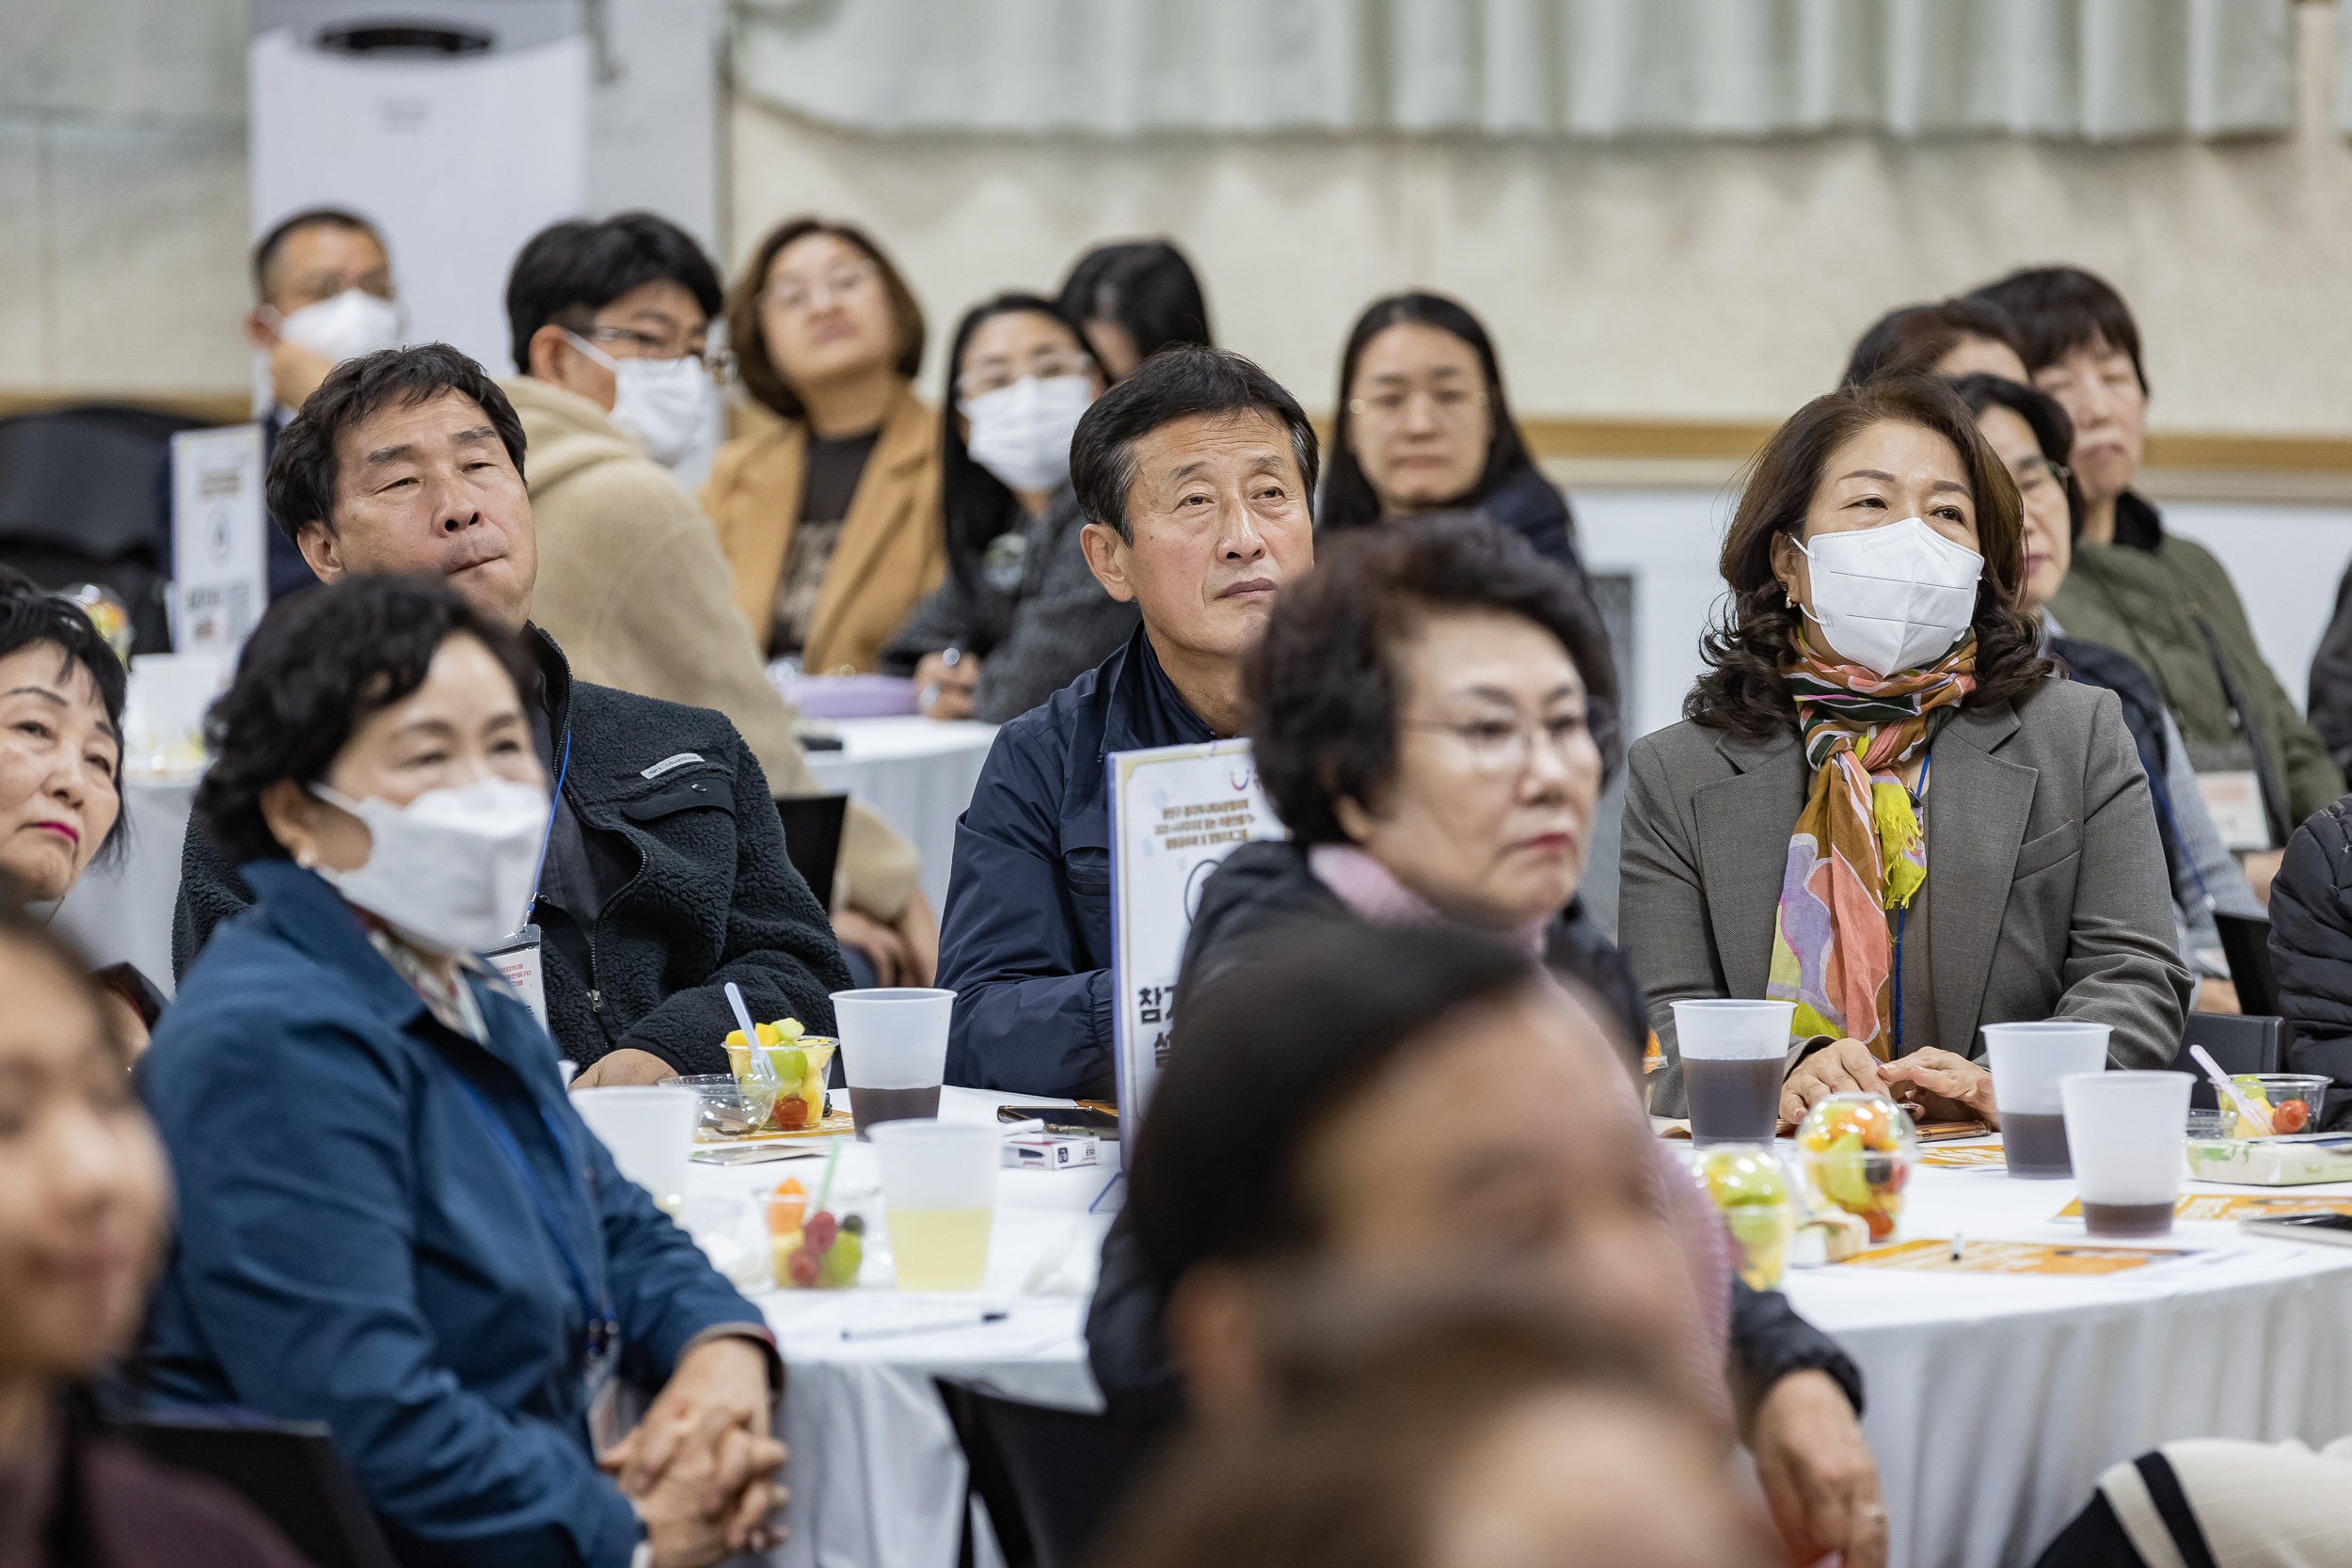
[148,575,790,1567]
[1622,376,2188,1127]
[882,293,1137,723]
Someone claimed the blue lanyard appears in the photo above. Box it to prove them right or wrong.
[451,1069,616,1366]
[521,735,573,930]
[1891,750,1931,1055]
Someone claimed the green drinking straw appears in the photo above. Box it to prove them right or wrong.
[812,1137,844,1218]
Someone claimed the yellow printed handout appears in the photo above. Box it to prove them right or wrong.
[2054,1194,2352,1222]
[1836,1239,2183,1275]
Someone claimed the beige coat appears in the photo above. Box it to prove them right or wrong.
[501,375,920,922]
[701,380,945,675]
[1620,678,2191,1116]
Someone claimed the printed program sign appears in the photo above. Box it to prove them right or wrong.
[1108,738,1285,1131]
[169,424,268,655]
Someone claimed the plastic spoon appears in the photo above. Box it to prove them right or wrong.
[725,981,784,1095]
[2188,1043,2272,1135]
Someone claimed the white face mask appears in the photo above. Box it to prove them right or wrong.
[1793,516,1984,678]
[564,331,718,469]
[961,374,1094,495]
[310,777,550,956]
[275,288,405,366]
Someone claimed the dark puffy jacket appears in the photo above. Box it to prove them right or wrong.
[172,629,850,1076]
[1089,840,1863,1429]
[2267,796,2352,1130]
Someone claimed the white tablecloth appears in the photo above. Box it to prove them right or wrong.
[684,1086,1116,1568]
[52,776,197,998]
[801,719,998,915]
[720,1123,2352,1568]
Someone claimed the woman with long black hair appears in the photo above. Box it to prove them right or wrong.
[883,293,1137,723]
[1321,292,1582,577]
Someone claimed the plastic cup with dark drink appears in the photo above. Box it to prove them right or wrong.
[1982,1021,2110,1179]
[2059,1070,2190,1239]
[832,987,955,1138]
[1673,1000,1795,1146]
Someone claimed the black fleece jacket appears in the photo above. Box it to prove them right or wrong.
[171,628,850,1076]
[2268,795,2352,1130]
[1089,840,1865,1428]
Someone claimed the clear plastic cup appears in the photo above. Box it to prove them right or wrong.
[832,988,955,1136]
[1673,1000,1795,1146]
[2059,1070,2190,1239]
[573,1085,695,1215]
[1982,1022,2111,1180]
[867,1119,998,1291]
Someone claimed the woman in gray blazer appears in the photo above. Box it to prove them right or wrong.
[1622,376,2188,1126]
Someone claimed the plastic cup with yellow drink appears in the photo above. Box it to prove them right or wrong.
[724,1018,837,1132]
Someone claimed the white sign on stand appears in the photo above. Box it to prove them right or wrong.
[1107,739,1285,1131]
[169,425,268,656]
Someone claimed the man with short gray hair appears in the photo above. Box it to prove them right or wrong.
[935,346,1318,1099]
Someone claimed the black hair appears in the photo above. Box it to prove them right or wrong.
[1055,241,1214,381]
[937,293,1093,584]
[1947,372,2088,541]
[1127,919,1538,1296]
[1319,293,1536,535]
[265,343,528,543]
[504,211,724,376]
[194,575,538,865]
[1970,265,2148,393]
[0,569,129,868]
[1842,295,2026,387]
[251,207,384,300]
[1070,345,1318,544]
[1248,512,1621,847]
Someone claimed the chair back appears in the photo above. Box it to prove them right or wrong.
[935,1378,1161,1568]
[2169,1013,2283,1108]
[2213,912,2280,1018]
[112,1413,399,1568]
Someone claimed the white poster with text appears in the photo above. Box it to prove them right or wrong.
[169,424,268,656]
[1108,738,1285,1132]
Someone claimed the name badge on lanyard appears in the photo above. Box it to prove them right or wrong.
[2195,770,2272,853]
[487,925,548,1031]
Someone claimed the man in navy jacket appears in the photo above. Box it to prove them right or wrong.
[936,347,1318,1098]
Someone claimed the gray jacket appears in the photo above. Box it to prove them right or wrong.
[882,485,1139,724]
[1621,679,2190,1116]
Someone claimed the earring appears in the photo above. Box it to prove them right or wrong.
[294,847,317,870]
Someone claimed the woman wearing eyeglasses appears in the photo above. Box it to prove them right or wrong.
[1178,510,1635,1043]
[1319,293,1585,583]
[881,293,1138,724]
[1950,372,2263,1012]
[703,219,944,677]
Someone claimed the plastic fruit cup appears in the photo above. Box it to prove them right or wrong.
[725,1038,837,1132]
[1692,1144,1797,1291]
[1795,1092,1918,1243]
[2230,1074,2330,1138]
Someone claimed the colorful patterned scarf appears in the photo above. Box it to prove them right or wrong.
[1766,629,1976,1056]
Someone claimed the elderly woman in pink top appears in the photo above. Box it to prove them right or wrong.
[1159,511,1888,1568]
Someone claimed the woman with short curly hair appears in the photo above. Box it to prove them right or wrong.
[1178,509,1635,1053]
[148,574,787,1567]
[1622,375,2188,1129]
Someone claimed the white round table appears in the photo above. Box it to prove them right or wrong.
[801,719,998,915]
[713,1124,2352,1568]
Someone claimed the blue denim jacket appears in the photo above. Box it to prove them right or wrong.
[139,860,765,1567]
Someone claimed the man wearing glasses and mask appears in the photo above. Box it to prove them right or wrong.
[241,208,406,601]
[499,213,935,991]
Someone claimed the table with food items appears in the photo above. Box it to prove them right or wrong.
[573,990,2352,1568]
[1685,1085,2352,1568]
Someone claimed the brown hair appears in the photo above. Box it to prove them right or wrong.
[1091,1291,1749,1568]
[1686,376,2048,737]
[726,217,926,421]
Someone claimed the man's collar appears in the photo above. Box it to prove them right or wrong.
[525,623,573,737]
